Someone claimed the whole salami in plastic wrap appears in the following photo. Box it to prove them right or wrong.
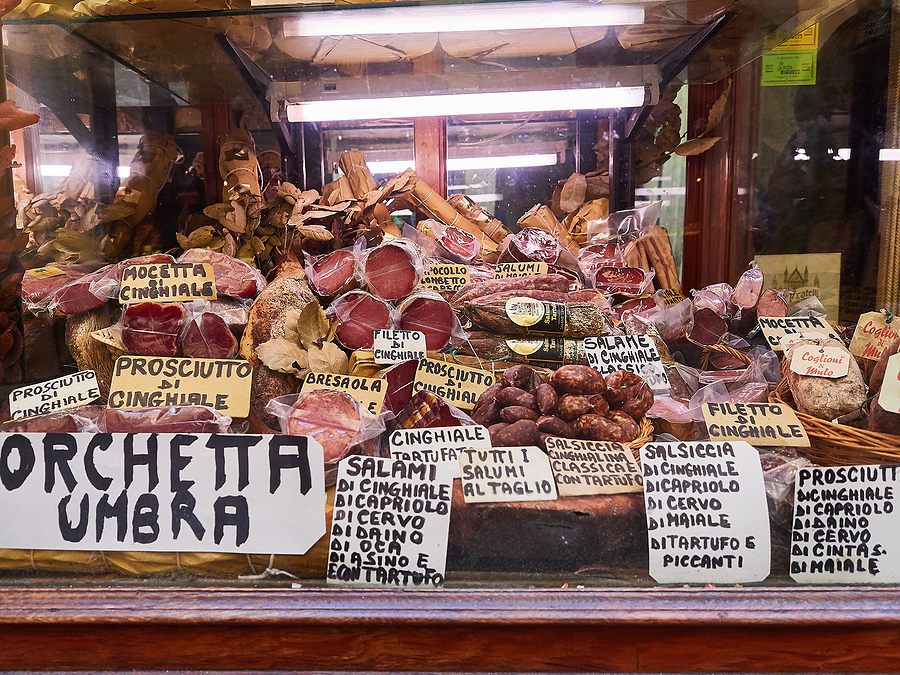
[499,228,582,278]
[98,406,232,434]
[734,260,764,310]
[327,290,394,350]
[304,247,359,301]
[121,301,187,356]
[357,239,425,301]
[397,288,458,351]
[180,312,238,359]
[177,248,266,299]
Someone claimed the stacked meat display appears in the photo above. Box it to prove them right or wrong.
[7,148,891,581]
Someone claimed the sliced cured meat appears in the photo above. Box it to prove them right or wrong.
[328,290,393,350]
[98,406,231,434]
[434,222,479,264]
[757,288,789,317]
[52,267,111,315]
[180,312,238,359]
[378,359,418,416]
[178,248,266,299]
[122,302,186,356]
[306,248,358,300]
[1,405,102,433]
[359,239,423,301]
[397,289,456,351]
[286,390,363,463]
[687,307,728,346]
[23,263,104,314]
[394,390,468,429]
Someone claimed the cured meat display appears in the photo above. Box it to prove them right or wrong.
[8,145,883,588]
[177,248,266,299]
[357,240,424,300]
[397,289,456,351]
[180,312,238,359]
[328,290,393,350]
[121,301,186,356]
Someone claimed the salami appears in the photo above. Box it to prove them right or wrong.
[305,248,358,301]
[286,389,364,463]
[397,289,456,351]
[180,312,238,359]
[734,261,764,309]
[328,290,393,350]
[358,239,424,301]
[121,302,186,356]
[98,406,231,434]
[177,248,266,299]
[450,273,570,308]
[463,298,611,337]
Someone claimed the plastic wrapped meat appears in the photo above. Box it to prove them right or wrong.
[327,290,393,350]
[177,248,266,299]
[284,390,365,463]
[397,289,457,351]
[357,239,425,301]
[305,248,358,301]
[98,406,232,434]
[180,312,238,359]
[121,302,186,356]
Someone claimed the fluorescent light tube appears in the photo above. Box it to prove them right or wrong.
[287,87,646,123]
[41,164,130,178]
[282,1,644,37]
[365,153,559,174]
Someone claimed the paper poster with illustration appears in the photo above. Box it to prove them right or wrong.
[755,253,841,321]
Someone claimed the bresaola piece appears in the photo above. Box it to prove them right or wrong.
[22,263,104,314]
[397,289,456,351]
[122,302,186,356]
[180,312,238,359]
[305,248,358,300]
[358,239,424,301]
[285,390,364,463]
[378,359,418,416]
[328,290,393,350]
[177,248,266,299]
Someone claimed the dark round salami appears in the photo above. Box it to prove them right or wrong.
[328,290,393,350]
[397,289,456,351]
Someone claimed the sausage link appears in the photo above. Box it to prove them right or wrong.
[534,383,559,415]
[500,405,540,423]
[491,419,540,447]
[557,394,594,421]
[548,365,606,395]
[497,386,538,410]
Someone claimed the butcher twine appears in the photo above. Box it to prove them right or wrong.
[239,554,297,580]
[412,185,465,230]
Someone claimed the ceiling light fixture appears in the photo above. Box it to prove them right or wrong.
[280,1,645,37]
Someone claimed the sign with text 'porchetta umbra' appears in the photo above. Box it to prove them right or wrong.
[0,433,325,554]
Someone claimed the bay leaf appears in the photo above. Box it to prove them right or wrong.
[674,137,721,156]
[307,342,349,375]
[257,338,309,375]
[703,79,732,137]
[559,173,587,213]
[294,301,329,351]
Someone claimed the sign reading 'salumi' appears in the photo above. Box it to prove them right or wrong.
[0,433,326,555]
[328,456,453,587]
[791,464,900,583]
[640,441,771,584]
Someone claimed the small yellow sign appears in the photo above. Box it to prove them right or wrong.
[413,358,494,410]
[301,372,386,416]
[494,262,549,279]
[108,356,252,417]
[421,264,470,292]
[119,262,217,303]
[703,402,809,447]
[765,24,818,51]
[545,437,643,497]
[25,266,66,279]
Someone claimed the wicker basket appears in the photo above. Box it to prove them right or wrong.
[769,376,900,466]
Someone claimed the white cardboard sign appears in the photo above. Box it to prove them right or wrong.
[640,441,771,584]
[389,425,491,479]
[0,433,326,555]
[791,465,900,583]
[328,456,453,587]
[545,436,643,496]
[459,446,558,503]
[372,329,427,365]
[584,334,670,394]
[9,370,100,420]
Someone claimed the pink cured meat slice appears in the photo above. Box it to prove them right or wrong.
[23,263,103,312]
[99,406,230,434]
[122,302,186,356]
[397,291,455,351]
[330,290,392,350]
[362,242,420,300]
[177,248,266,299]
[757,288,788,317]
[687,307,728,346]
[287,390,363,463]
[180,312,238,359]
[379,359,418,415]
[308,249,357,299]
